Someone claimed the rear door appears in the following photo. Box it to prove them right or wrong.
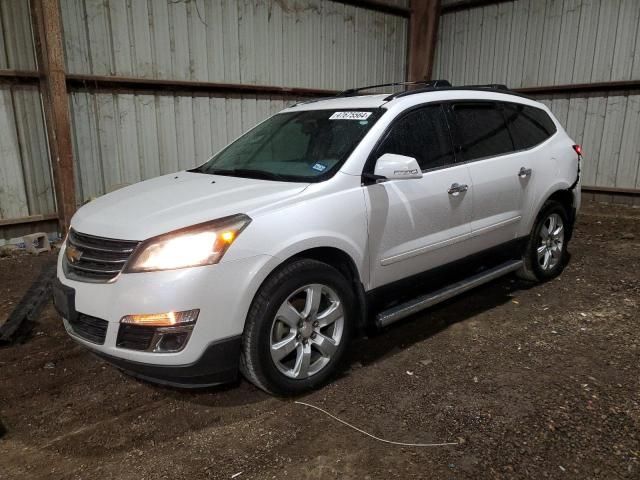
[502,102,559,231]
[365,104,474,289]
[447,101,525,251]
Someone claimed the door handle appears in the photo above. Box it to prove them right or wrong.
[518,167,532,178]
[448,183,468,196]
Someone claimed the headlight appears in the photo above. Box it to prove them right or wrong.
[124,214,251,273]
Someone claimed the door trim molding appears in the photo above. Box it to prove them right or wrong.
[470,215,522,238]
[380,230,471,266]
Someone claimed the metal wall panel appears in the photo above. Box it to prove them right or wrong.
[377,0,409,6]
[434,0,640,191]
[434,0,640,88]
[530,92,640,190]
[68,92,306,203]
[0,0,37,70]
[0,85,55,219]
[2,0,409,226]
[0,3,55,222]
[61,0,408,90]
[61,0,408,203]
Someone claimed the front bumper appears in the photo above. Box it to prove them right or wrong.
[92,335,242,388]
[55,246,273,385]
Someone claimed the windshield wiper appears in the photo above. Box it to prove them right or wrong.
[206,168,289,182]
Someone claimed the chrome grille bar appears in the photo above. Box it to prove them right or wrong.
[63,229,140,283]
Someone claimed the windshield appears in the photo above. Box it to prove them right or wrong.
[193,109,384,182]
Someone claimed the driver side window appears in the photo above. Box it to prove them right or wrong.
[375,105,454,171]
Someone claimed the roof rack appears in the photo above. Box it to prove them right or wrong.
[292,81,523,108]
[465,83,509,91]
[385,83,528,101]
[290,79,452,107]
[338,79,452,97]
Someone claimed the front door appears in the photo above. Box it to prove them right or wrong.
[364,104,474,289]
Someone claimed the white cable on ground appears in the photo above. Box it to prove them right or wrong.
[294,401,458,448]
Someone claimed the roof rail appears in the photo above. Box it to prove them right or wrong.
[386,82,519,101]
[290,79,452,107]
[465,83,509,91]
[291,81,520,108]
[339,79,451,97]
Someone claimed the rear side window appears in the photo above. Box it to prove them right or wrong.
[451,103,514,161]
[504,103,557,150]
[374,105,454,171]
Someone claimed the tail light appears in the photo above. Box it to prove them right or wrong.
[573,144,583,156]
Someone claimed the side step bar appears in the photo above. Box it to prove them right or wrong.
[375,259,523,328]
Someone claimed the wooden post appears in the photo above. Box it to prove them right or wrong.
[30,0,76,233]
[407,0,441,82]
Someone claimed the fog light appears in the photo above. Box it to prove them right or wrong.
[120,309,199,327]
[118,310,199,353]
[153,328,192,353]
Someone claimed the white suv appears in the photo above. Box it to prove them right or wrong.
[54,81,582,395]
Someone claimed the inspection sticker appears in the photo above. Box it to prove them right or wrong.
[311,162,327,172]
[329,111,372,120]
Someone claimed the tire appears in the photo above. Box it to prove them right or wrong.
[240,258,355,396]
[517,200,570,282]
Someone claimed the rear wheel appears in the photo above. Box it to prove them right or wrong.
[518,200,570,282]
[240,259,354,395]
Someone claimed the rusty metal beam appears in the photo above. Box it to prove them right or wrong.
[515,80,640,96]
[0,213,59,228]
[60,77,640,97]
[442,0,515,14]
[329,0,411,17]
[30,0,76,233]
[0,69,40,85]
[5,68,640,100]
[581,186,640,197]
[407,0,441,82]
[65,74,338,97]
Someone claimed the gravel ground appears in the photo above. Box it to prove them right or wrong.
[0,200,638,480]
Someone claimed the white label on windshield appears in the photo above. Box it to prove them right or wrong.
[329,111,372,120]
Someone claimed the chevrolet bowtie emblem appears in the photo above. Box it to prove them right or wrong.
[65,245,83,264]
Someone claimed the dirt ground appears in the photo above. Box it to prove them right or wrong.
[0,201,638,480]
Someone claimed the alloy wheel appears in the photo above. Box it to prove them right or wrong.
[537,213,564,271]
[269,284,344,379]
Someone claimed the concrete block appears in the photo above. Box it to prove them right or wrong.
[23,232,51,255]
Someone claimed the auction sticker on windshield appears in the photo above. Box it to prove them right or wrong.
[329,111,372,120]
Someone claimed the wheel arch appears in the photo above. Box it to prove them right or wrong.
[523,182,577,239]
[251,244,369,333]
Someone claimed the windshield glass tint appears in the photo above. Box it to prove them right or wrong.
[195,109,383,181]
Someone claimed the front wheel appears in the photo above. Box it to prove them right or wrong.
[240,259,354,395]
[517,200,570,282]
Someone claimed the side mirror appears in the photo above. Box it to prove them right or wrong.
[373,153,423,181]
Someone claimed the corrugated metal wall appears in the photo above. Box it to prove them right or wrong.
[68,91,309,202]
[0,0,56,221]
[434,0,640,87]
[433,0,640,191]
[534,93,640,190]
[60,0,409,203]
[62,0,407,89]
[0,0,408,224]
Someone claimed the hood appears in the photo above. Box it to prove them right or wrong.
[71,172,309,240]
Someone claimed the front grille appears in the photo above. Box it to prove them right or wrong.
[68,313,109,344]
[63,229,140,283]
[116,324,155,351]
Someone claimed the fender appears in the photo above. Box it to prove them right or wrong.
[270,233,368,286]
[520,180,572,237]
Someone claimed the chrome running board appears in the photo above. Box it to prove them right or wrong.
[375,259,523,328]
